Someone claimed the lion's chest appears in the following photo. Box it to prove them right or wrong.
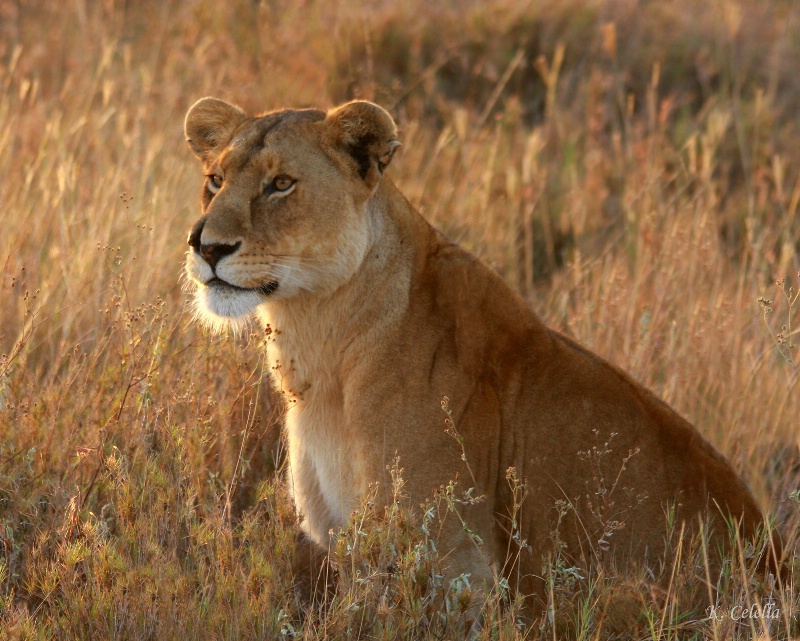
[268,333,368,545]
[284,391,368,544]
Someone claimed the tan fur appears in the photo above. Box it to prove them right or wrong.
[183,98,779,609]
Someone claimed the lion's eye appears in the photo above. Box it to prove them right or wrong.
[207,174,223,194]
[272,175,294,192]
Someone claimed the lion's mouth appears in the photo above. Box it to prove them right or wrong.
[206,277,280,297]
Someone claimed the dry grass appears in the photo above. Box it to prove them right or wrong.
[0,0,798,638]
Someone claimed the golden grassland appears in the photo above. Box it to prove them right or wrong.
[0,0,799,638]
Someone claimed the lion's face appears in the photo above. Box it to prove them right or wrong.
[184,99,400,331]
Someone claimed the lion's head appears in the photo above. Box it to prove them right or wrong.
[184,98,400,331]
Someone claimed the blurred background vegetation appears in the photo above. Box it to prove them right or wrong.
[0,1,798,638]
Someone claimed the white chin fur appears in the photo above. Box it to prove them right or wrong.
[192,285,263,334]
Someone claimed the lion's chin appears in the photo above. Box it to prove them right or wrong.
[192,283,266,334]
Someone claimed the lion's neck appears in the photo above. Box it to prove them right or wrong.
[258,179,424,405]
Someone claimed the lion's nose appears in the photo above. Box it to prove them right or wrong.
[199,242,240,270]
[188,216,241,270]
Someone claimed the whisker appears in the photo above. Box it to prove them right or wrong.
[268,259,326,276]
[269,253,324,264]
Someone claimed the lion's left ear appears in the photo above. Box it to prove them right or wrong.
[324,101,401,189]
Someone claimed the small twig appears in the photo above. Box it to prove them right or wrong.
[477,46,526,130]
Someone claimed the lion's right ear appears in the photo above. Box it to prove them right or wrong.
[184,98,247,162]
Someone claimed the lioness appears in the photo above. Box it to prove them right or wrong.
[183,97,779,612]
